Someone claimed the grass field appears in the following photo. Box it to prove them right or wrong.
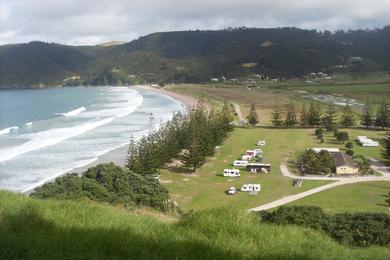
[289,181,390,214]
[1,191,389,259]
[160,127,387,212]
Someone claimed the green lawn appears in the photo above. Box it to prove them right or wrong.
[161,127,387,212]
[289,181,390,214]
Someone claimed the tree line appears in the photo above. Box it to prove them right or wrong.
[127,101,234,174]
[258,101,389,129]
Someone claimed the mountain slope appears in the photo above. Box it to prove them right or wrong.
[0,191,389,259]
[0,42,94,88]
[1,26,390,88]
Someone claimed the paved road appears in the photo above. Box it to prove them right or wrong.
[250,164,390,212]
[233,103,245,122]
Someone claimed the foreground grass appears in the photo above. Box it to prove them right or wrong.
[288,181,390,214]
[1,191,389,259]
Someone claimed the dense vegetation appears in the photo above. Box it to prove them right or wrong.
[127,102,233,173]
[31,163,172,212]
[260,206,390,247]
[298,149,335,175]
[2,26,390,87]
[1,191,390,259]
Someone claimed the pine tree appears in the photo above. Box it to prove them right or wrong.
[382,129,390,160]
[183,134,205,172]
[323,104,337,131]
[375,100,389,130]
[340,103,355,128]
[307,103,321,127]
[271,108,283,128]
[299,104,308,127]
[284,102,297,128]
[360,101,374,129]
[247,103,259,127]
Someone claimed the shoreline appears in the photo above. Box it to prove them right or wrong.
[22,85,197,194]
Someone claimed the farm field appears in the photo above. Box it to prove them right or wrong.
[288,181,390,214]
[168,82,390,124]
[160,127,387,212]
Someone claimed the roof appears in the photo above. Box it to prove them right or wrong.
[332,152,357,169]
[311,148,340,153]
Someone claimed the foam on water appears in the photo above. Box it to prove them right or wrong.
[0,126,19,135]
[56,106,87,116]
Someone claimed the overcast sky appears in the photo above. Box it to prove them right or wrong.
[1,0,390,45]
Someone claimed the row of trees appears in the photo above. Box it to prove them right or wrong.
[127,101,234,174]
[267,101,389,129]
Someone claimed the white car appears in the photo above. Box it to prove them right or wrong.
[227,187,237,195]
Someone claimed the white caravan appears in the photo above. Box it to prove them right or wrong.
[241,184,261,192]
[233,160,249,167]
[223,169,240,177]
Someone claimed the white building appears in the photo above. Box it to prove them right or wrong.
[310,148,340,154]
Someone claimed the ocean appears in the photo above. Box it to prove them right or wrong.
[0,86,185,192]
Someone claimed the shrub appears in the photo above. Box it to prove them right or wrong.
[32,163,172,212]
[259,206,390,247]
[346,149,354,156]
[345,141,354,149]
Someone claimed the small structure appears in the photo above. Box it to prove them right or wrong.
[223,169,240,177]
[257,140,266,146]
[310,148,340,154]
[241,184,261,192]
[246,163,271,173]
[233,160,249,167]
[356,136,379,147]
[332,152,358,175]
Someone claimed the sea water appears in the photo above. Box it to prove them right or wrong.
[0,86,185,192]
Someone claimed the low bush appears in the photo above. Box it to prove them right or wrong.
[259,206,390,247]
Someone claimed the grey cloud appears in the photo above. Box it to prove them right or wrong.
[1,0,390,45]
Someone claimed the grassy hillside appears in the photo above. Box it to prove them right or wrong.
[1,191,389,259]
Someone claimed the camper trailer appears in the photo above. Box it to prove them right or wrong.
[241,154,253,160]
[241,184,261,192]
[246,163,271,173]
[257,140,266,146]
[233,160,249,167]
[356,136,379,147]
[223,169,240,177]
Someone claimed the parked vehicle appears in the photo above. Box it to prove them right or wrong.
[257,140,266,146]
[241,184,261,192]
[223,169,240,177]
[227,187,237,195]
[241,154,253,160]
[233,160,249,167]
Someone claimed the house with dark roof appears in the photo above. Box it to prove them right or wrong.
[332,152,358,175]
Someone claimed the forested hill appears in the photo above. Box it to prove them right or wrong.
[1,26,390,88]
